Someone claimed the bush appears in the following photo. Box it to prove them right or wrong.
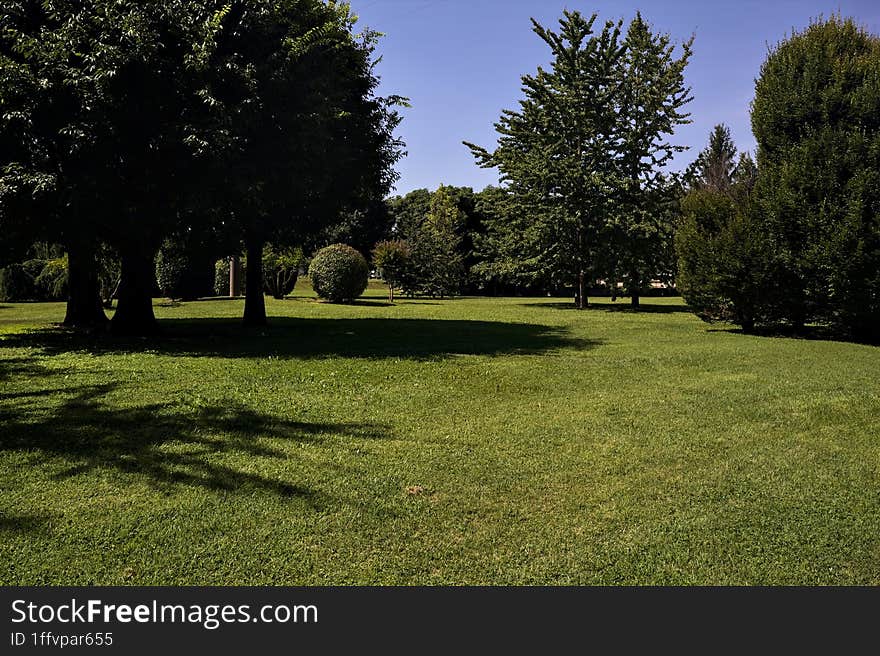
[155,247,189,299]
[676,189,772,331]
[155,240,215,300]
[262,245,302,299]
[308,243,369,303]
[34,256,68,300]
[751,17,880,337]
[0,263,35,301]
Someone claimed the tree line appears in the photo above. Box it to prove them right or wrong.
[0,0,403,334]
[1,7,876,341]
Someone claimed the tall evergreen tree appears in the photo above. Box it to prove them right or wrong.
[685,124,738,192]
[751,16,880,337]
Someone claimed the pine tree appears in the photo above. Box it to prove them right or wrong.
[685,124,738,192]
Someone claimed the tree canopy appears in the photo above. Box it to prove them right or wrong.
[466,10,691,307]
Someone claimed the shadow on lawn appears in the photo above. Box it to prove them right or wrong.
[707,324,879,346]
[0,513,49,535]
[0,317,599,360]
[519,300,692,314]
[0,382,390,509]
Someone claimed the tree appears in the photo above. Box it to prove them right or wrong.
[466,11,691,308]
[388,186,480,297]
[684,124,738,192]
[604,13,692,307]
[676,188,771,330]
[467,12,626,308]
[0,1,112,328]
[0,1,403,334]
[0,1,233,333]
[200,1,403,327]
[320,200,394,260]
[419,185,465,297]
[751,16,880,338]
[262,244,302,300]
[371,240,410,301]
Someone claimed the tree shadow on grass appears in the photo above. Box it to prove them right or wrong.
[518,300,692,314]
[0,317,600,360]
[707,324,879,346]
[0,382,390,509]
[0,356,55,382]
[0,513,49,535]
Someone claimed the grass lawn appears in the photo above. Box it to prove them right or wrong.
[1,281,878,585]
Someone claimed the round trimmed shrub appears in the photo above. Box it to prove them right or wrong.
[308,243,369,303]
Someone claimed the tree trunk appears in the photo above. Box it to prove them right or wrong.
[388,284,394,302]
[630,269,640,308]
[63,239,108,329]
[243,236,266,326]
[229,256,240,297]
[577,270,587,309]
[111,244,158,335]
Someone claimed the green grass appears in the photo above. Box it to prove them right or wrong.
[1,281,878,584]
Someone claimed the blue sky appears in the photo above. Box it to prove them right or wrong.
[352,0,880,195]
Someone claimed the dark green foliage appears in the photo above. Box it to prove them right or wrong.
[308,244,369,303]
[33,257,68,301]
[371,240,411,301]
[200,1,404,325]
[97,245,121,308]
[0,257,67,301]
[155,249,187,301]
[155,240,214,301]
[262,245,302,299]
[416,186,466,298]
[0,263,34,301]
[676,190,771,329]
[0,1,403,332]
[675,126,774,330]
[751,16,880,337]
[469,186,558,294]
[388,186,473,297]
[320,201,394,260]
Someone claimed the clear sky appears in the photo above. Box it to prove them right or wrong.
[351,0,880,195]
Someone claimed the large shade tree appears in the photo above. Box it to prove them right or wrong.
[609,13,692,306]
[0,1,230,333]
[201,1,403,326]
